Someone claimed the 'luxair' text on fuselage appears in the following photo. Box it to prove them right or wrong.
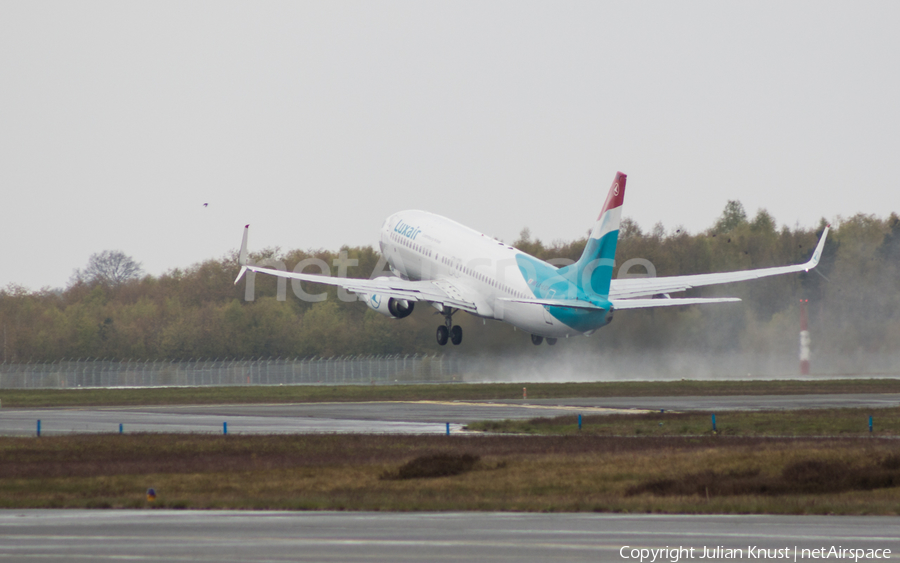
[394,221,422,240]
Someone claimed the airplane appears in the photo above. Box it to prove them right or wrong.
[234,172,829,346]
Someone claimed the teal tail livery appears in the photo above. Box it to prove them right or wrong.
[558,171,627,299]
[233,171,829,346]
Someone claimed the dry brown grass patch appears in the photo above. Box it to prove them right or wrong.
[627,456,900,497]
[381,453,480,480]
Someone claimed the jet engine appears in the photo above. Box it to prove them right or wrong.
[363,293,414,319]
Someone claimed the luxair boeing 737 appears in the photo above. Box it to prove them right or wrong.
[235,172,829,346]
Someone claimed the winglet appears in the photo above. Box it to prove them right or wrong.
[234,224,250,284]
[804,225,829,271]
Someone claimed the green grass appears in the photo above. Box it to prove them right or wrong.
[2,433,900,513]
[3,378,900,408]
[466,407,900,437]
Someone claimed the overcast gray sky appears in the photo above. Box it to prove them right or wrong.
[2,1,898,290]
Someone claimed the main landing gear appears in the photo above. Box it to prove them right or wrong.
[531,335,558,346]
[436,309,463,346]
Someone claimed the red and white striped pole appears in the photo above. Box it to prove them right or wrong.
[799,299,810,375]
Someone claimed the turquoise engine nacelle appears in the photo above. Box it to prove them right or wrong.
[364,293,414,319]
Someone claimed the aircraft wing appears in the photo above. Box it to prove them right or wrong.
[608,226,829,300]
[237,264,479,313]
[233,226,477,312]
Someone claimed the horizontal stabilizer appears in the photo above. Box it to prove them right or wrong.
[497,297,608,311]
[610,297,741,310]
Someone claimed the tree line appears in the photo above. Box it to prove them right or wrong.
[1,202,898,362]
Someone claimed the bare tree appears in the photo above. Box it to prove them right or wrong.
[72,250,143,286]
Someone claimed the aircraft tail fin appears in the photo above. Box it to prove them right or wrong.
[559,172,626,299]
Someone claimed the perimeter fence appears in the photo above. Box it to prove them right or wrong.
[3,351,897,389]
[0,355,469,389]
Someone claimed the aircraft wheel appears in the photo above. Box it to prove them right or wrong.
[436,325,449,346]
[546,337,558,346]
[531,334,544,345]
[450,325,463,345]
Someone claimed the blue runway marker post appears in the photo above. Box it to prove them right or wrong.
[446,422,450,436]
[223,421,228,435]
[712,414,717,433]
[869,416,873,433]
[37,420,41,437]
[578,414,582,431]
[119,423,123,434]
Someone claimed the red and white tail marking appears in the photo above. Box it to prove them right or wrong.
[589,172,627,241]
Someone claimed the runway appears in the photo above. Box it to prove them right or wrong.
[0,406,466,436]
[501,393,900,411]
[0,510,897,562]
[3,393,900,436]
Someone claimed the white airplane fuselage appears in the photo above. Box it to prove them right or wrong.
[379,210,582,338]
